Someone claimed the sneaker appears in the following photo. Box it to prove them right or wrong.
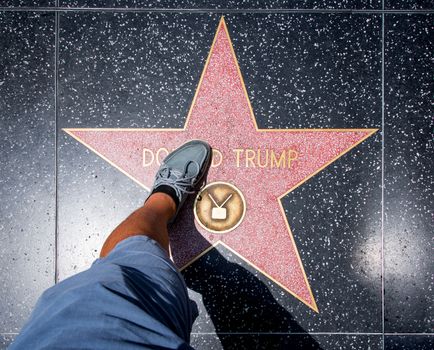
[149,140,212,222]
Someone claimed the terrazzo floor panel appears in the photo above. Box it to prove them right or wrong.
[0,2,432,349]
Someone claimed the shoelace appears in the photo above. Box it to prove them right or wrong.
[154,160,201,200]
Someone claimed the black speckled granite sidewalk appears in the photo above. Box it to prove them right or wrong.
[0,1,432,349]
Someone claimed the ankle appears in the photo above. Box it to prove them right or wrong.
[151,185,180,208]
[144,192,177,222]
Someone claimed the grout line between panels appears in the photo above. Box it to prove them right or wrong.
[384,333,434,336]
[381,10,385,350]
[191,332,434,336]
[0,7,434,14]
[2,332,432,337]
[191,332,384,335]
[54,2,60,285]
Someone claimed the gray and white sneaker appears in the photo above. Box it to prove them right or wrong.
[149,140,212,222]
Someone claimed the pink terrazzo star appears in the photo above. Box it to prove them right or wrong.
[64,18,377,312]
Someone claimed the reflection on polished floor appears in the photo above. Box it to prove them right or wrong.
[0,1,432,349]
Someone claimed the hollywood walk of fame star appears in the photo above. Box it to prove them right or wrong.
[64,18,377,312]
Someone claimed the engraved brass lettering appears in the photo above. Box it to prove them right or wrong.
[245,149,256,168]
[287,150,298,168]
[270,150,286,168]
[142,146,298,169]
[212,149,223,168]
[257,149,269,168]
[156,148,169,166]
[142,148,154,167]
[233,149,243,168]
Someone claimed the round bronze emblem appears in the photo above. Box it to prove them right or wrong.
[194,181,246,234]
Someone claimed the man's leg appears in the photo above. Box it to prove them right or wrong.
[100,193,176,257]
[100,139,212,258]
[10,140,211,349]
